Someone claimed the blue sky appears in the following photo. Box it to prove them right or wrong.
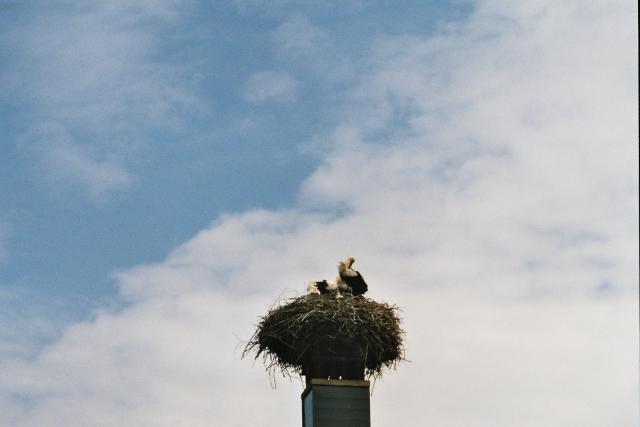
[0,1,638,426]
[0,0,469,313]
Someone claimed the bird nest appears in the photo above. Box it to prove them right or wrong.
[243,294,405,380]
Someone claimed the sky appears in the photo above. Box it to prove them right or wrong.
[0,0,638,426]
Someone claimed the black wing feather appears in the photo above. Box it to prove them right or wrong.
[316,280,329,294]
[343,272,368,296]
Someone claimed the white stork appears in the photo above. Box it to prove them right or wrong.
[306,280,338,296]
[337,256,368,296]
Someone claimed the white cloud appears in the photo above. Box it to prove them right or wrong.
[0,0,637,426]
[241,71,299,104]
[0,287,78,360]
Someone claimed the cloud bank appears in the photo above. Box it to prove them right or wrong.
[1,0,637,426]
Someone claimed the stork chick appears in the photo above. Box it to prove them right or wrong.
[306,280,339,297]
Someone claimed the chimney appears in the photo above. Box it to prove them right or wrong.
[301,353,370,426]
[302,379,370,427]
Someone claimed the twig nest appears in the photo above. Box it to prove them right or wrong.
[244,295,405,379]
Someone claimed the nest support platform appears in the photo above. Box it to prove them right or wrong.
[302,354,365,384]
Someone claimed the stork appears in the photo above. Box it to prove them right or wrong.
[337,256,368,296]
[306,280,339,296]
